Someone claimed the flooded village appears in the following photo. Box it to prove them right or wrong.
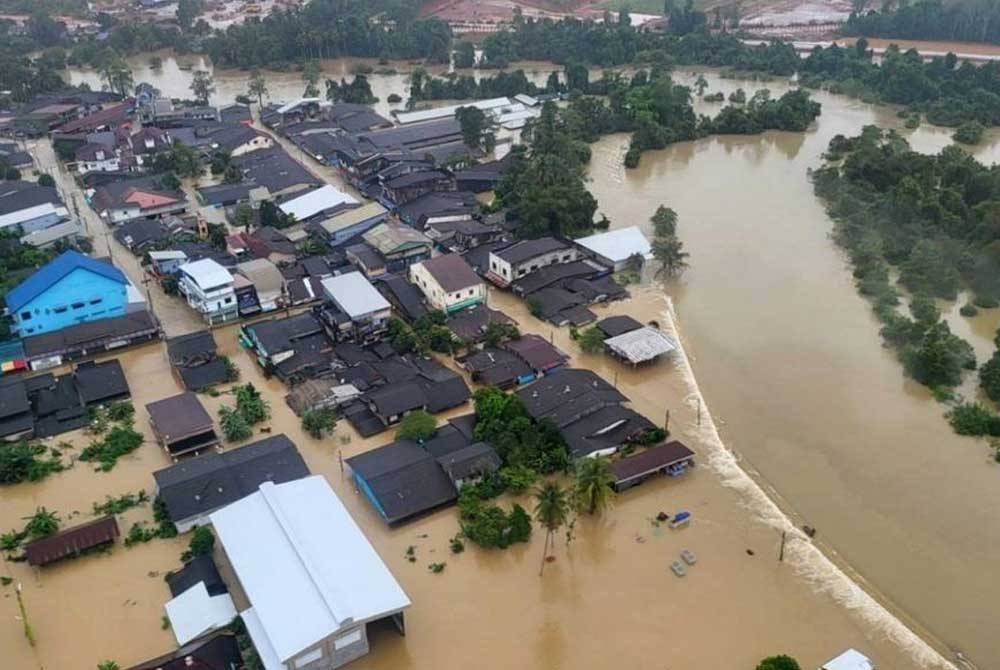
[3,3,1000,670]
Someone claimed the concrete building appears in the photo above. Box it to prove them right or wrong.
[487,237,578,287]
[7,250,128,336]
[319,272,391,342]
[574,226,652,272]
[178,258,238,324]
[210,476,410,670]
[409,253,485,314]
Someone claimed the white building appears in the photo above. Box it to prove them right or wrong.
[409,253,485,314]
[236,257,285,312]
[210,477,410,670]
[574,225,652,272]
[279,184,358,223]
[821,649,874,670]
[178,258,238,324]
[320,271,391,341]
[487,237,578,286]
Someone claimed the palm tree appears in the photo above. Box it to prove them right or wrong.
[97,661,121,670]
[653,236,690,277]
[574,456,616,516]
[533,482,570,576]
[23,507,60,539]
[248,70,269,108]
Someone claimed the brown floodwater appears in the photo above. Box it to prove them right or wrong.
[587,71,1000,668]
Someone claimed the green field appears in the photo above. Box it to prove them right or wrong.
[599,0,666,14]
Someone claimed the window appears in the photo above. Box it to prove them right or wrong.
[71,302,85,310]
[292,647,324,668]
[334,629,363,650]
[20,311,31,320]
[224,297,233,304]
[468,289,474,296]
[89,298,102,305]
[53,306,67,314]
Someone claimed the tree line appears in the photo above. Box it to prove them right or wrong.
[843,0,1000,44]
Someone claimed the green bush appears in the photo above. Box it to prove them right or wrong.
[756,656,801,670]
[499,465,537,494]
[960,303,979,317]
[948,403,1000,436]
[0,442,65,484]
[79,425,144,471]
[219,406,253,442]
[302,408,337,439]
[181,526,215,562]
[395,410,437,441]
[953,120,985,145]
[980,352,1000,402]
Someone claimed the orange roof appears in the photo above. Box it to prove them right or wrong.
[124,188,180,209]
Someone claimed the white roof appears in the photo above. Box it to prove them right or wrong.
[237,258,284,298]
[513,93,538,106]
[393,96,514,125]
[321,271,390,319]
[319,202,387,235]
[0,203,68,230]
[276,97,331,115]
[604,326,676,363]
[210,477,410,663]
[179,258,233,291]
[575,226,652,264]
[821,649,874,670]
[164,582,237,646]
[18,220,79,247]
[242,607,284,670]
[148,250,188,261]
[279,184,358,222]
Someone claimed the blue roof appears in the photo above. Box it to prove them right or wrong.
[6,250,126,312]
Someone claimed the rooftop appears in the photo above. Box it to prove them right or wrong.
[179,258,233,291]
[146,392,214,445]
[7,250,126,312]
[209,476,410,662]
[321,271,390,319]
[279,184,358,222]
[416,253,482,292]
[575,226,652,264]
[611,441,695,483]
[494,237,569,265]
[604,326,677,364]
[23,516,119,567]
[363,221,432,256]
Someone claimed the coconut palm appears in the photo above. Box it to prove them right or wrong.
[533,482,571,575]
[23,507,60,539]
[573,456,616,516]
[248,70,269,107]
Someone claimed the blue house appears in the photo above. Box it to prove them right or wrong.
[7,251,128,337]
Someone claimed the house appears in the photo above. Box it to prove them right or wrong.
[315,201,388,246]
[487,237,578,287]
[148,250,189,275]
[167,330,231,391]
[209,476,410,670]
[91,179,186,224]
[820,649,875,670]
[146,391,219,459]
[603,326,676,365]
[436,442,501,488]
[0,180,68,234]
[574,226,652,272]
[127,632,242,670]
[279,184,358,223]
[446,305,515,342]
[319,272,392,343]
[236,258,285,312]
[395,190,478,230]
[197,148,319,207]
[285,379,361,415]
[504,335,567,376]
[393,97,516,125]
[153,433,310,532]
[595,315,644,338]
[426,218,502,253]
[73,359,130,406]
[127,126,172,166]
[408,253,485,314]
[0,142,32,169]
[362,221,433,273]
[7,250,129,337]
[21,309,161,370]
[375,273,427,322]
[346,439,459,525]
[367,382,428,426]
[516,368,656,458]
[459,347,534,388]
[611,440,695,492]
[74,142,121,174]
[0,381,34,441]
[203,124,272,157]
[453,156,511,193]
[240,312,333,383]
[23,516,119,567]
[178,258,238,325]
[345,243,387,279]
[244,227,297,265]
[220,104,253,125]
[113,218,170,252]
[166,555,228,598]
[381,168,454,206]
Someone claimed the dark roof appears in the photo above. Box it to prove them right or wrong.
[0,181,62,216]
[345,242,385,270]
[22,310,160,359]
[176,359,230,391]
[494,237,569,265]
[384,168,450,190]
[220,104,252,124]
[0,381,30,419]
[73,359,130,405]
[612,440,696,483]
[361,118,463,151]
[197,182,251,206]
[23,516,119,567]
[367,381,427,417]
[423,375,472,413]
[112,218,170,250]
[560,404,655,458]
[165,555,227,597]
[375,273,427,322]
[461,347,527,374]
[504,335,567,372]
[7,250,126,312]
[448,413,477,441]
[166,330,217,366]
[422,423,474,458]
[245,312,325,354]
[516,369,627,424]
[346,439,458,524]
[511,260,603,296]
[153,434,310,523]
[395,190,477,227]
[446,305,514,342]
[436,442,501,481]
[91,177,184,213]
[418,253,481,292]
[596,315,644,338]
[146,392,214,445]
[127,632,242,670]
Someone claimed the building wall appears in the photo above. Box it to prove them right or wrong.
[77,157,120,174]
[11,268,127,336]
[230,135,274,157]
[489,247,578,283]
[409,263,485,314]
[178,275,238,323]
[1,211,67,235]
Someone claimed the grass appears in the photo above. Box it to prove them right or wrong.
[600,0,665,13]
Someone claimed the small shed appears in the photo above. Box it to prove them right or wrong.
[611,441,695,492]
[821,649,875,670]
[23,515,119,566]
[146,392,219,459]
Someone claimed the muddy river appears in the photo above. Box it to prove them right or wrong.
[10,56,998,668]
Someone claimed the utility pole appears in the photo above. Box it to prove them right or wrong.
[697,397,702,426]
[779,530,787,562]
[663,408,670,432]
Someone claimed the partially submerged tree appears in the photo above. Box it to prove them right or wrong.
[573,456,616,516]
[190,70,216,105]
[534,482,571,575]
[396,410,437,442]
[248,70,269,107]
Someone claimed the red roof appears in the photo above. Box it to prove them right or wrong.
[23,516,119,567]
[56,100,133,133]
[124,188,180,209]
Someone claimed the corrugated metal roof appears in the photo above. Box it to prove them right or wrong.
[7,250,126,312]
[23,516,119,566]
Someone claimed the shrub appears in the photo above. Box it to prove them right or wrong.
[980,352,1000,402]
[181,526,215,562]
[302,408,337,439]
[0,442,65,484]
[428,562,446,573]
[449,536,465,553]
[960,303,979,317]
[499,465,537,494]
[395,410,437,441]
[953,121,985,145]
[79,425,144,471]
[948,403,1000,436]
[219,406,253,442]
[106,401,135,423]
[92,490,149,516]
[235,383,269,424]
[577,326,606,354]
[756,656,801,670]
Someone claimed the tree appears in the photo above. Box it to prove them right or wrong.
[235,383,269,424]
[176,0,203,32]
[302,408,337,439]
[483,320,520,348]
[37,173,55,188]
[23,507,60,538]
[248,70,269,107]
[980,351,1000,402]
[953,121,985,145]
[653,236,689,276]
[694,73,708,96]
[534,482,571,575]
[183,525,215,561]
[233,204,255,233]
[219,406,252,442]
[190,70,215,105]
[578,326,606,354]
[100,50,133,97]
[454,41,476,69]
[301,59,321,98]
[574,456,615,515]
[651,206,678,237]
[97,662,121,670]
[455,106,488,150]
[396,410,437,441]
[756,655,801,670]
